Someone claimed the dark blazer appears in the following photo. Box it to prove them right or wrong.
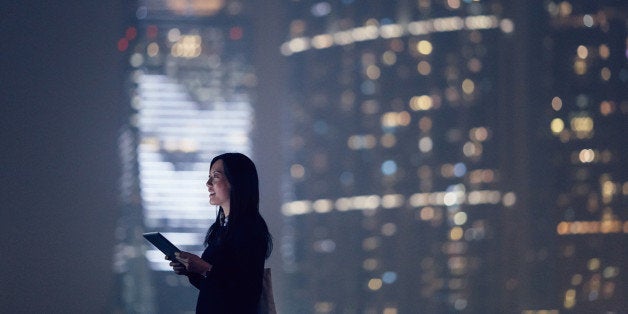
[188,216,268,313]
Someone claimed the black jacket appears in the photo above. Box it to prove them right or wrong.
[189,216,268,313]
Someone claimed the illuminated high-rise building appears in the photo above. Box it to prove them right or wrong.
[279,1,523,312]
[542,1,627,312]
[113,1,258,312]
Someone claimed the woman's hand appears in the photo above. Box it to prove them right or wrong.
[165,255,188,275]
[175,251,212,276]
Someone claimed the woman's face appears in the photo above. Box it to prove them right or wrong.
[206,159,231,211]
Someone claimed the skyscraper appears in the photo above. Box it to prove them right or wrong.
[114,1,258,312]
[543,1,627,312]
[279,1,521,312]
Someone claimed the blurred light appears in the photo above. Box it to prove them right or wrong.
[418,116,433,132]
[382,51,397,65]
[147,42,159,57]
[470,127,488,142]
[289,20,306,37]
[381,160,397,175]
[339,171,354,186]
[363,236,381,251]
[433,16,463,32]
[311,2,331,17]
[573,60,587,75]
[461,79,475,94]
[311,34,334,49]
[282,15,503,55]
[450,227,464,240]
[447,0,460,9]
[408,21,430,35]
[360,80,376,95]
[348,134,377,150]
[564,289,576,309]
[167,28,181,42]
[382,271,398,284]
[290,164,305,179]
[366,65,381,80]
[571,274,583,285]
[382,194,404,208]
[117,38,129,52]
[166,0,225,16]
[282,201,312,216]
[556,220,625,235]
[352,25,379,42]
[570,116,594,138]
[229,26,243,40]
[454,298,467,310]
[419,137,433,153]
[136,6,148,19]
[587,258,600,271]
[333,30,353,45]
[361,100,379,114]
[289,37,310,53]
[601,179,617,204]
[417,40,433,55]
[499,19,514,33]
[363,258,379,271]
[383,307,398,314]
[441,164,455,178]
[313,239,336,253]
[559,1,572,17]
[583,14,594,27]
[502,192,516,207]
[600,67,611,81]
[551,118,565,135]
[368,278,383,291]
[171,35,202,58]
[599,44,610,59]
[125,27,137,40]
[381,134,397,148]
[129,53,142,68]
[417,61,432,75]
[381,223,397,236]
[444,191,464,206]
[551,96,563,111]
[603,266,619,279]
[453,163,466,177]
[578,148,600,164]
[467,58,482,72]
[453,212,467,225]
[314,302,334,313]
[577,45,588,59]
[410,95,433,111]
[420,207,435,220]
[354,195,380,210]
[380,24,404,38]
[313,199,333,213]
[466,15,498,30]
[146,25,158,39]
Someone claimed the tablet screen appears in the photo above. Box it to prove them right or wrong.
[143,232,181,259]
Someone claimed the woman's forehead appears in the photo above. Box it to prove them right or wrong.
[210,159,224,172]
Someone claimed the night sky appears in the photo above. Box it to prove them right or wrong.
[2,2,129,311]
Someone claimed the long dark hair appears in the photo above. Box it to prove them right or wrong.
[204,153,272,258]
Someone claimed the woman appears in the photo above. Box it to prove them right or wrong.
[168,153,273,313]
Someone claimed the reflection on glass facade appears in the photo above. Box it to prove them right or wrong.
[280,1,518,312]
[114,1,256,312]
[543,1,627,312]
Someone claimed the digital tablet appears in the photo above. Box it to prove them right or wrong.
[142,232,181,260]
